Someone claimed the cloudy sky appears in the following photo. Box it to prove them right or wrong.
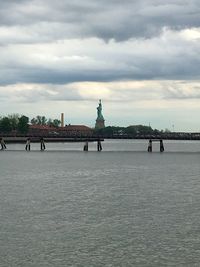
[0,0,200,131]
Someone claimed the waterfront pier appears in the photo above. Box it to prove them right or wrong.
[1,134,199,152]
[0,136,104,152]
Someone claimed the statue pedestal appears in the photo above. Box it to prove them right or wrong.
[95,119,105,129]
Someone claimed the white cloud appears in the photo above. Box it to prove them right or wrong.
[1,80,200,102]
[1,27,200,86]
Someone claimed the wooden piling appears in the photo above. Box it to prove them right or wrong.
[25,138,31,151]
[160,139,164,152]
[147,139,152,152]
[83,141,88,151]
[97,140,102,152]
[148,139,165,152]
[0,138,6,150]
[40,138,46,151]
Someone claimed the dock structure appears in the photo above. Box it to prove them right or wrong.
[148,139,165,152]
[3,136,104,143]
[1,136,104,152]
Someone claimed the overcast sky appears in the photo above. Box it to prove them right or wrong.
[0,0,200,131]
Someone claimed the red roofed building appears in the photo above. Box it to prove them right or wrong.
[59,125,93,136]
[28,124,93,137]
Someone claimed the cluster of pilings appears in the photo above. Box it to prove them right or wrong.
[83,140,102,151]
[1,137,103,152]
[148,139,164,152]
[1,137,47,151]
[1,137,167,153]
[25,138,46,151]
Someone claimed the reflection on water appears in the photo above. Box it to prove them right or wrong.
[0,140,200,266]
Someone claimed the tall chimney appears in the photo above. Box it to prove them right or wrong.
[61,113,64,127]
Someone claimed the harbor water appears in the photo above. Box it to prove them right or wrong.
[0,140,200,266]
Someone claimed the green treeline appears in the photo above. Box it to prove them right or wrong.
[30,116,61,127]
[0,114,168,136]
[0,114,29,134]
[95,125,167,137]
[0,114,61,134]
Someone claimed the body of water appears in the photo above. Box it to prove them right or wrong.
[0,140,200,266]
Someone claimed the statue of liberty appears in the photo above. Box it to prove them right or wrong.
[95,99,105,129]
[97,99,104,120]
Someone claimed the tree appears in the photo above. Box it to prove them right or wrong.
[0,117,12,133]
[136,125,153,135]
[47,118,53,126]
[52,119,61,128]
[94,126,125,137]
[31,118,37,125]
[31,115,48,125]
[47,119,61,127]
[41,116,47,125]
[125,126,137,136]
[124,125,154,136]
[18,116,29,134]
[8,114,20,130]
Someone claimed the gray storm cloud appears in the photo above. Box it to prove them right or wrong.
[0,0,200,101]
[0,0,200,40]
[0,29,200,85]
